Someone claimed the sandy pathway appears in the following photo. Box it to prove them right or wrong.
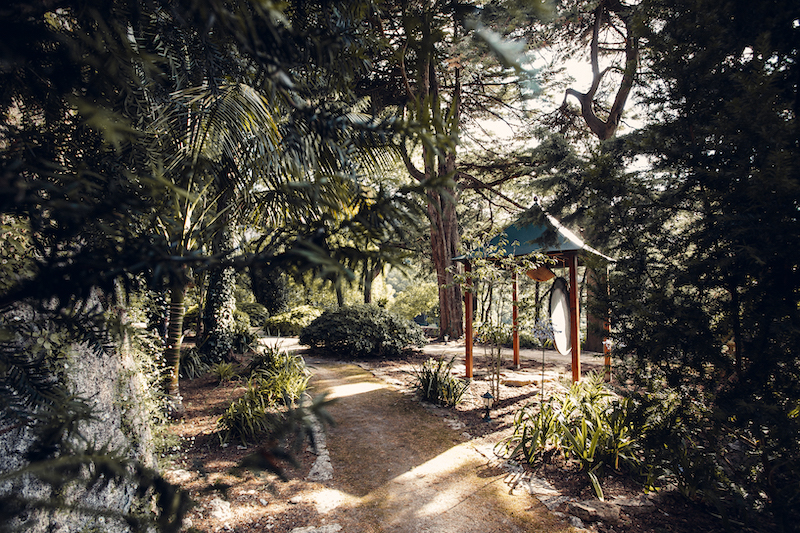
[302,361,578,533]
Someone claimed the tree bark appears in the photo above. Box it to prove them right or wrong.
[203,192,237,363]
[427,186,464,339]
[562,0,639,140]
[164,280,186,414]
[398,9,464,339]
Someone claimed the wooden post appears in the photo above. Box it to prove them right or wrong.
[512,270,520,368]
[603,264,612,382]
[465,261,473,379]
[568,252,581,382]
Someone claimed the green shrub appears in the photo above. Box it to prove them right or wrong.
[263,305,323,336]
[179,346,211,379]
[246,347,309,407]
[183,305,201,333]
[299,304,426,358]
[238,302,269,328]
[217,348,311,444]
[413,357,469,407]
[211,362,238,384]
[498,372,641,500]
[217,379,284,446]
[231,308,257,353]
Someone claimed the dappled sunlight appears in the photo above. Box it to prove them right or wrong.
[326,381,387,399]
[302,362,576,532]
[309,487,358,514]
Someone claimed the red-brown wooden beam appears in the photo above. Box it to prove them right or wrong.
[464,260,473,379]
[567,252,581,382]
[512,270,520,368]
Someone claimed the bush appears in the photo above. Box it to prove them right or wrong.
[183,304,201,333]
[217,348,311,445]
[238,302,269,328]
[245,347,310,406]
[497,373,640,500]
[299,303,426,358]
[211,362,238,384]
[413,357,469,407]
[217,379,284,446]
[264,305,323,336]
[231,308,257,353]
[179,346,211,379]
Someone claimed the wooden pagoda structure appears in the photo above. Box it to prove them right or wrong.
[454,204,615,383]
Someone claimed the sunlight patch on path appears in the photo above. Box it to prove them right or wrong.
[326,381,386,400]
[309,488,356,514]
[360,441,516,532]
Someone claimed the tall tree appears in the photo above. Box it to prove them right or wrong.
[355,1,551,339]
[549,0,800,527]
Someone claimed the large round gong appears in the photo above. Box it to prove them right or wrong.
[549,277,571,356]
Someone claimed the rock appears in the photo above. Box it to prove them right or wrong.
[0,300,158,533]
[307,450,333,481]
[306,417,333,482]
[538,494,571,511]
[565,500,621,523]
[553,511,586,529]
[209,498,233,522]
[290,525,342,533]
[165,468,193,483]
[611,494,656,516]
[526,476,560,496]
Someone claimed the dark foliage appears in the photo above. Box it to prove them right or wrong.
[300,303,426,358]
[0,0,425,530]
[542,0,800,528]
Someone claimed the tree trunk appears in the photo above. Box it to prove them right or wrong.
[363,263,373,304]
[203,219,237,363]
[398,8,464,340]
[428,185,463,339]
[164,280,186,414]
[363,261,382,304]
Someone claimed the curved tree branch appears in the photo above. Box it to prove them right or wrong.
[399,142,427,182]
[561,0,639,140]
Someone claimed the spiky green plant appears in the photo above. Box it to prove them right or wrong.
[499,372,644,500]
[211,362,238,384]
[217,348,310,444]
[413,357,469,408]
[179,347,211,379]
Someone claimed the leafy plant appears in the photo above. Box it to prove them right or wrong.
[218,379,282,446]
[299,304,426,359]
[389,281,439,321]
[179,347,211,379]
[249,352,310,407]
[413,357,470,407]
[238,302,269,328]
[217,348,311,444]
[475,321,509,401]
[211,362,238,384]
[498,372,643,500]
[230,309,257,354]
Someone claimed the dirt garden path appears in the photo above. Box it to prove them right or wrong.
[300,360,578,533]
[169,339,718,533]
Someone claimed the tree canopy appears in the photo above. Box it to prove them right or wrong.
[1,0,800,530]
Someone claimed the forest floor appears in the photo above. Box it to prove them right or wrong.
[163,337,727,533]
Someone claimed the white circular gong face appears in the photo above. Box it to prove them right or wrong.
[550,278,571,356]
